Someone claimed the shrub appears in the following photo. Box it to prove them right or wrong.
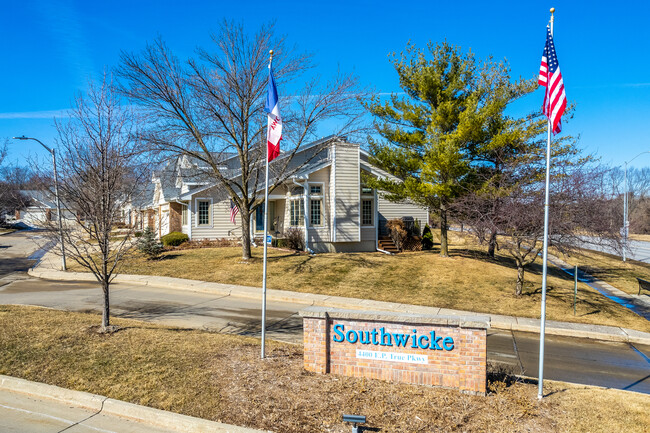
[134,231,143,238]
[272,238,289,249]
[161,231,189,247]
[413,218,422,237]
[284,228,305,251]
[385,218,407,251]
[174,238,238,250]
[136,227,163,260]
[422,224,434,250]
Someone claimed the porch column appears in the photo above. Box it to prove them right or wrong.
[303,182,310,251]
[188,199,193,240]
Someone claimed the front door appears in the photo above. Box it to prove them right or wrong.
[255,202,275,232]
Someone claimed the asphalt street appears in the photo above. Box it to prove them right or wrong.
[578,236,650,263]
[1,230,649,396]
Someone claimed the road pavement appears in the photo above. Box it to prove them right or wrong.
[1,230,649,396]
[577,235,650,263]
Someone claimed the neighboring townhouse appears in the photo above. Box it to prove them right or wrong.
[135,136,429,253]
[14,190,75,227]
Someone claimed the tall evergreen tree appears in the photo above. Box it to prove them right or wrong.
[364,41,532,256]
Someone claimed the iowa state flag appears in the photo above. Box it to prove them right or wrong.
[265,65,282,161]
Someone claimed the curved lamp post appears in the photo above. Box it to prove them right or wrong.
[12,136,67,271]
[623,150,650,262]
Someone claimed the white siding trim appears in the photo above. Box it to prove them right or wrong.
[331,145,336,242]
[303,181,310,250]
[188,199,193,239]
[195,197,213,228]
[357,148,361,241]
[374,189,379,250]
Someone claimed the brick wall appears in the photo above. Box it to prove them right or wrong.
[169,202,183,233]
[301,309,488,395]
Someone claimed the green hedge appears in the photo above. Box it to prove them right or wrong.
[161,231,189,247]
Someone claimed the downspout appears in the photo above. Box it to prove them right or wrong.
[250,210,257,247]
[374,189,392,255]
[171,199,188,237]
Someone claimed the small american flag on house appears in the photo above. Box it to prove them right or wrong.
[539,25,567,134]
[230,199,239,224]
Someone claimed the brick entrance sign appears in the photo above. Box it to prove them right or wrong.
[300,308,489,395]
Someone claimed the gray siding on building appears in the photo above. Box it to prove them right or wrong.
[191,197,242,240]
[333,142,360,242]
[377,197,429,236]
[306,167,331,244]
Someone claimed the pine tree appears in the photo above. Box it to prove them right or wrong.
[137,227,163,260]
[364,41,533,256]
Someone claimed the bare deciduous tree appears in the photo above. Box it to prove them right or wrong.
[0,140,31,223]
[45,75,148,331]
[457,163,621,296]
[116,21,367,259]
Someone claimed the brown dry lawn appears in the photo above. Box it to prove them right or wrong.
[0,306,647,433]
[103,232,650,332]
[561,248,650,295]
[630,234,650,242]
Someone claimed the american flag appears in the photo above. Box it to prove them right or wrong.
[230,199,239,224]
[538,25,566,135]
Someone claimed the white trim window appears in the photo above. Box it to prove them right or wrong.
[309,184,323,226]
[196,198,212,226]
[290,198,304,226]
[361,186,374,227]
[181,205,188,226]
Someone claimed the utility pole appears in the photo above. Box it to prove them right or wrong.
[13,136,67,271]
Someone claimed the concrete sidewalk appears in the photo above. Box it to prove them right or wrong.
[29,250,650,345]
[548,254,650,316]
[0,375,266,433]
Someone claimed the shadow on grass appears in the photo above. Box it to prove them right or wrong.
[156,254,182,261]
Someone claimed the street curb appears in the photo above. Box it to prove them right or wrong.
[0,375,268,433]
[27,256,650,346]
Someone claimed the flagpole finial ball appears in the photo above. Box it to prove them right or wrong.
[550,7,555,13]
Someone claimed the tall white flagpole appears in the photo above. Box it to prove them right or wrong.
[261,50,273,359]
[538,6,555,400]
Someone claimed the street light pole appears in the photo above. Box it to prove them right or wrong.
[12,136,67,271]
[622,151,650,263]
[623,161,628,262]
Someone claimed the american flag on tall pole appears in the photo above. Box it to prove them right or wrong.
[229,199,239,224]
[538,25,567,134]
[537,7,565,401]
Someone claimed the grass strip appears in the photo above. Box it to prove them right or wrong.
[0,305,648,433]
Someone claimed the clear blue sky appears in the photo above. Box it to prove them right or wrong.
[2,0,649,169]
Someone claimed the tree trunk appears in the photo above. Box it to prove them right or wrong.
[515,263,525,296]
[240,208,252,260]
[440,204,448,257]
[487,230,497,258]
[101,279,110,330]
